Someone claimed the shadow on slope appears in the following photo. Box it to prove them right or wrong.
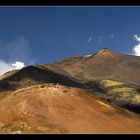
[84,79,140,114]
[0,65,81,92]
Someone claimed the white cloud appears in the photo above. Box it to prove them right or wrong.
[0,60,13,75]
[132,35,140,56]
[87,37,93,42]
[12,61,25,69]
[134,35,140,42]
[0,60,25,75]
[132,44,140,56]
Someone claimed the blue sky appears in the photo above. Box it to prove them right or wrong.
[0,7,140,74]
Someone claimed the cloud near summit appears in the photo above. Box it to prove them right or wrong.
[132,35,140,56]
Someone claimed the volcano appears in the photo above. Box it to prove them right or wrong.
[0,48,140,133]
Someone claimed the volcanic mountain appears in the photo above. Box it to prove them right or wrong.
[0,48,140,133]
[55,48,140,85]
[54,48,140,113]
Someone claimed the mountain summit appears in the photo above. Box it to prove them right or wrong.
[82,48,115,58]
[96,48,112,53]
[95,48,117,57]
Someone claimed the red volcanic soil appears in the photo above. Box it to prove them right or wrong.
[0,84,140,134]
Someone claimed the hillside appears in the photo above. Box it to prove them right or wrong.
[0,84,140,134]
[56,48,140,86]
[0,65,81,93]
[0,48,140,133]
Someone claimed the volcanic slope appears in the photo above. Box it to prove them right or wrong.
[1,48,140,114]
[54,48,140,114]
[55,48,140,86]
[1,48,140,93]
[0,84,140,134]
[0,65,81,94]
